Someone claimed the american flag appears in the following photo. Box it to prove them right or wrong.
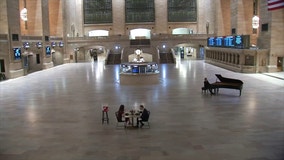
[267,0,284,11]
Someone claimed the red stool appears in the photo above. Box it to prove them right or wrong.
[102,106,109,124]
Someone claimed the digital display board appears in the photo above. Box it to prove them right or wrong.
[36,42,42,48]
[208,37,215,46]
[59,42,64,47]
[215,37,223,46]
[132,66,139,73]
[223,36,234,47]
[234,35,243,48]
[207,35,250,49]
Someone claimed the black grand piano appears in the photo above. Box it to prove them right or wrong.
[211,74,244,96]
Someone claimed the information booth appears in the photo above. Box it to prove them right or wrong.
[119,62,159,85]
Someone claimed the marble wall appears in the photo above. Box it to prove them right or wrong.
[0,1,8,34]
[258,0,284,72]
[49,0,63,36]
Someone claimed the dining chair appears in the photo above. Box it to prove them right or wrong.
[140,111,150,128]
[115,111,126,128]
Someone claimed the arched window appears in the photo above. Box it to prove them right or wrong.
[172,28,193,35]
[88,30,109,37]
[129,28,151,39]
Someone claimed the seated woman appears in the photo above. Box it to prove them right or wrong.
[117,104,130,125]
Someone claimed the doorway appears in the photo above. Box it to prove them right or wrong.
[0,59,5,72]
[0,59,6,80]
[277,57,283,71]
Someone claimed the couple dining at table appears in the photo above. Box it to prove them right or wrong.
[117,104,149,128]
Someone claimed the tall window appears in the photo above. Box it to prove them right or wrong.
[168,0,197,22]
[125,0,155,23]
[84,0,112,24]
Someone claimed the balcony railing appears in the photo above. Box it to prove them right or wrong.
[67,34,214,41]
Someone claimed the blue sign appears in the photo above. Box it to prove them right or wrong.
[207,35,249,49]
[13,48,21,60]
[46,46,51,56]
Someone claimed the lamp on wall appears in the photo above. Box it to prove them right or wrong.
[252,0,259,34]
[252,15,260,29]
[59,42,64,47]
[20,8,28,21]
[252,15,259,34]
[23,42,30,49]
[20,0,28,29]
[36,42,42,49]
[51,42,57,48]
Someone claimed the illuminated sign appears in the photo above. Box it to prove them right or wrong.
[207,35,250,49]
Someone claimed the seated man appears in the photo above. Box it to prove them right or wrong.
[203,77,215,95]
[137,105,149,128]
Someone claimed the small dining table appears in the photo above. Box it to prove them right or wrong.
[123,110,141,128]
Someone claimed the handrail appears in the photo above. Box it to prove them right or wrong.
[67,34,214,41]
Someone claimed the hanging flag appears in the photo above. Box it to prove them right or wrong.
[268,0,284,11]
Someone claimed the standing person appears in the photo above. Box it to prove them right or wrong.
[204,77,215,95]
[137,105,149,128]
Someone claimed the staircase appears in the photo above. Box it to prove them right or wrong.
[159,53,175,64]
[106,54,121,64]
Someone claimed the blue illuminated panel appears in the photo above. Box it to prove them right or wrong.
[234,35,243,48]
[207,35,249,49]
[215,37,223,46]
[132,66,139,73]
[46,46,51,56]
[207,37,215,46]
[13,48,21,60]
[224,36,234,47]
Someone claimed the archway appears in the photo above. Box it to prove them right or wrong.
[75,45,107,62]
[173,43,201,60]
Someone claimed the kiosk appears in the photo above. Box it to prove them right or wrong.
[119,49,159,85]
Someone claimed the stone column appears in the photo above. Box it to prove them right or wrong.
[7,0,24,78]
[154,0,167,34]
[41,0,53,69]
[112,0,125,35]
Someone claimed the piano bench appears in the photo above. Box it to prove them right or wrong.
[201,87,208,93]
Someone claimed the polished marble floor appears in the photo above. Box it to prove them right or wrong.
[0,60,283,160]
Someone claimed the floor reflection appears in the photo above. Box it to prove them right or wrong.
[0,61,284,160]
